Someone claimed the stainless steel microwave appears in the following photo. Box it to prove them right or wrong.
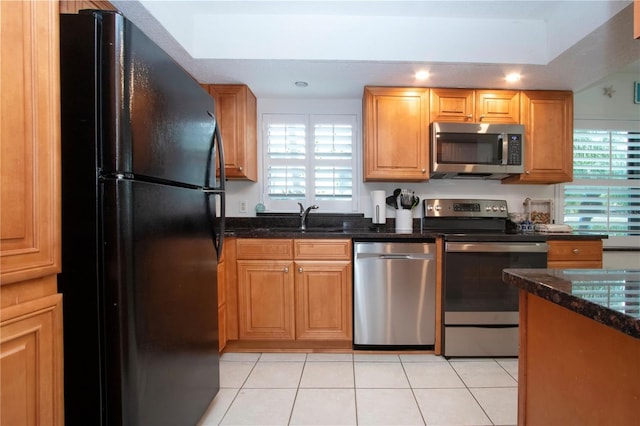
[430,122,525,179]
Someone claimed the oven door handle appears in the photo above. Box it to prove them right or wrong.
[445,242,549,253]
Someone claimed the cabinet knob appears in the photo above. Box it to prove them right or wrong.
[572,248,580,254]
[466,114,473,119]
[479,114,485,120]
[284,267,289,273]
[525,170,531,174]
[421,168,426,173]
[298,267,303,273]
[238,166,243,171]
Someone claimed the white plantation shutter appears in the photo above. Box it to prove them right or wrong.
[263,114,357,212]
[563,130,640,235]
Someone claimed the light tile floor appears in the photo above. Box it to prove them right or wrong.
[199,352,518,426]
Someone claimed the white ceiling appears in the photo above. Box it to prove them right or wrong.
[111,0,640,99]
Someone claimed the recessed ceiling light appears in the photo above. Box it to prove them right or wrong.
[294,81,309,87]
[505,73,521,83]
[415,70,430,81]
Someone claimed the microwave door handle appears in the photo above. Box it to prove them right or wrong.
[500,133,508,165]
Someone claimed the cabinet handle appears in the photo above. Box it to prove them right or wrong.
[479,114,485,120]
[298,267,303,273]
[284,267,289,273]
[466,114,473,119]
[572,248,580,254]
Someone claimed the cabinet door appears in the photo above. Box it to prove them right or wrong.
[547,240,603,269]
[475,90,520,123]
[205,85,257,181]
[1,0,60,284]
[217,257,227,351]
[1,294,63,426]
[237,260,295,340]
[363,87,429,181]
[504,90,573,184]
[430,88,474,122]
[295,261,352,341]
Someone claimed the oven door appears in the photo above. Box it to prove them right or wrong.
[443,241,548,356]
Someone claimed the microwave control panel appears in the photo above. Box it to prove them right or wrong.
[506,134,522,165]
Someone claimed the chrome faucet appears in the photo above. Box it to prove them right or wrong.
[298,203,319,231]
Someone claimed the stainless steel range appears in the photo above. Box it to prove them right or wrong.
[423,199,548,357]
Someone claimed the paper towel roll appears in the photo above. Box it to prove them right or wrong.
[370,190,387,224]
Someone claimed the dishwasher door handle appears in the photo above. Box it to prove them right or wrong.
[356,253,435,260]
[379,254,412,260]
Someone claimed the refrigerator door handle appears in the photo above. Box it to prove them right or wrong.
[206,111,226,191]
[205,191,225,262]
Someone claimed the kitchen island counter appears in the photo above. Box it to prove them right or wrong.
[503,268,640,338]
[502,268,640,425]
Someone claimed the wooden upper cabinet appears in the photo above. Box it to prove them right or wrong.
[475,90,520,123]
[503,90,573,184]
[430,88,519,123]
[430,88,474,122]
[1,0,60,285]
[363,86,430,181]
[1,2,63,424]
[59,0,117,13]
[204,84,258,181]
[635,0,640,39]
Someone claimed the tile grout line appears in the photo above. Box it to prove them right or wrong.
[399,357,428,426]
[286,353,307,426]
[217,354,261,426]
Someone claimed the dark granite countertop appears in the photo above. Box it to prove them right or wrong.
[225,216,606,241]
[503,268,640,339]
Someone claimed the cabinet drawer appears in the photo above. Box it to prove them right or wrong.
[294,239,351,260]
[236,239,293,260]
[547,240,602,262]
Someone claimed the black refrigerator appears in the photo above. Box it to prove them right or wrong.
[58,10,225,426]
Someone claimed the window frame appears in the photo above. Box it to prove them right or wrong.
[261,112,359,213]
[559,119,640,248]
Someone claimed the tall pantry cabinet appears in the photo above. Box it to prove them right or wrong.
[1,1,63,425]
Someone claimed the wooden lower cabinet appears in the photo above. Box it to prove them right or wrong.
[234,239,352,344]
[547,239,603,268]
[237,260,295,340]
[295,261,352,341]
[217,252,227,351]
[1,293,63,426]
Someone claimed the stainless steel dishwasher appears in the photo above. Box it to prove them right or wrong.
[353,241,437,349]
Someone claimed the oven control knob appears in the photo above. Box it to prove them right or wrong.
[500,206,507,212]
[492,206,499,212]
[485,206,491,212]
[434,205,441,211]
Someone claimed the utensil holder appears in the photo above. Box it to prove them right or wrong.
[395,210,413,234]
